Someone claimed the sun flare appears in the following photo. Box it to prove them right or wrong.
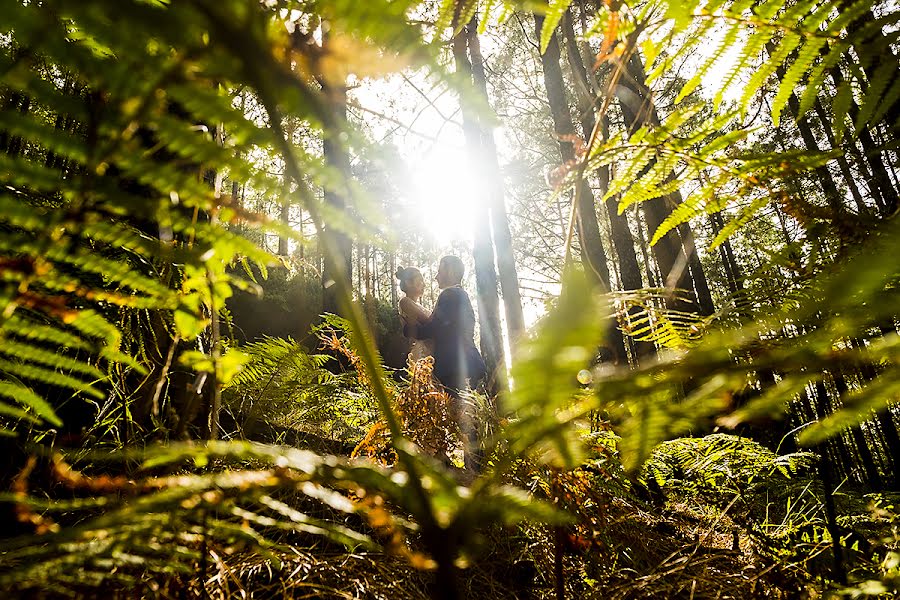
[408,147,479,245]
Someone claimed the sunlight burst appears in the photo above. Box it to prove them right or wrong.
[408,147,479,244]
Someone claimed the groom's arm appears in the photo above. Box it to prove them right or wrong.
[410,290,458,339]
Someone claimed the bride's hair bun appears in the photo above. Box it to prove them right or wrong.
[395,266,422,293]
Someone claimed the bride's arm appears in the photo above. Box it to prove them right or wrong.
[399,297,430,323]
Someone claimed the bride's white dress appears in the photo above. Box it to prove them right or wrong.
[399,299,434,362]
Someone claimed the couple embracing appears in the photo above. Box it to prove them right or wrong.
[395,255,486,397]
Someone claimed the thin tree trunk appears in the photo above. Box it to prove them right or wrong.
[534,14,612,290]
[452,18,507,391]
[615,55,702,314]
[875,408,900,490]
[812,97,868,214]
[768,42,846,220]
[389,251,398,310]
[711,212,742,294]
[272,108,296,258]
[848,9,900,133]
[852,337,900,489]
[465,18,527,350]
[829,66,899,216]
[319,30,353,315]
[811,379,854,482]
[562,9,651,361]
[561,11,642,293]
[832,373,883,489]
[534,12,628,364]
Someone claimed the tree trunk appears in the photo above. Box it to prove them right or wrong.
[389,251,398,310]
[812,97,868,214]
[829,66,899,216]
[452,18,507,392]
[562,9,651,362]
[621,52,714,314]
[811,379,854,482]
[848,9,900,133]
[464,18,528,350]
[875,408,900,490]
[832,372,883,489]
[319,30,353,315]
[615,53,711,314]
[709,211,743,296]
[534,12,628,364]
[534,15,612,289]
[852,337,900,489]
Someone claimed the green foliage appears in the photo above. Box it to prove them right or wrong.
[223,335,375,442]
[642,434,817,500]
[3,0,900,596]
[538,0,575,54]
[615,288,713,349]
[503,270,605,468]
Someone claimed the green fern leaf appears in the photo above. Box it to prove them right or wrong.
[830,80,853,144]
[540,0,575,54]
[0,381,63,426]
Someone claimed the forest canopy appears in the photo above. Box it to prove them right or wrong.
[0,0,899,597]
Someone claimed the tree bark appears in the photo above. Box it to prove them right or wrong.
[452,18,507,392]
[534,14,612,290]
[829,66,899,216]
[319,30,353,315]
[771,49,840,207]
[709,210,743,296]
[847,9,900,133]
[562,9,652,362]
[615,53,712,315]
[464,19,528,350]
[534,12,628,364]
[812,97,868,214]
[832,373,883,489]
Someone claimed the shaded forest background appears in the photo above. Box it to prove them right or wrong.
[0,0,899,597]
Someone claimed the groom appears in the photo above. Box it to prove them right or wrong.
[407,255,486,469]
[408,255,486,395]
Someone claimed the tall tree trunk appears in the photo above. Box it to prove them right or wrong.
[534,12,628,364]
[768,44,841,216]
[389,251,398,310]
[452,18,507,391]
[562,9,651,362]
[848,9,900,133]
[533,15,611,289]
[832,372,883,489]
[319,30,353,315]
[875,408,900,490]
[811,379,854,482]
[852,337,900,489]
[812,97,868,214]
[464,18,527,350]
[561,11,642,293]
[829,67,899,216]
[709,210,743,296]
[615,53,712,315]
[0,92,30,158]
[677,220,714,315]
[278,118,296,257]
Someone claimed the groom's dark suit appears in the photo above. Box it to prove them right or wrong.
[411,286,485,393]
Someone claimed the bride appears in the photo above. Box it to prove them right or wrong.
[395,266,434,362]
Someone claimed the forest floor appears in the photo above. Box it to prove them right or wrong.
[158,428,898,599]
[194,496,815,599]
[5,424,897,599]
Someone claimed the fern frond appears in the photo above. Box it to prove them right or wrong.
[540,0,575,54]
[0,381,62,426]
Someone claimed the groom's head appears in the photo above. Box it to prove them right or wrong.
[436,255,464,289]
